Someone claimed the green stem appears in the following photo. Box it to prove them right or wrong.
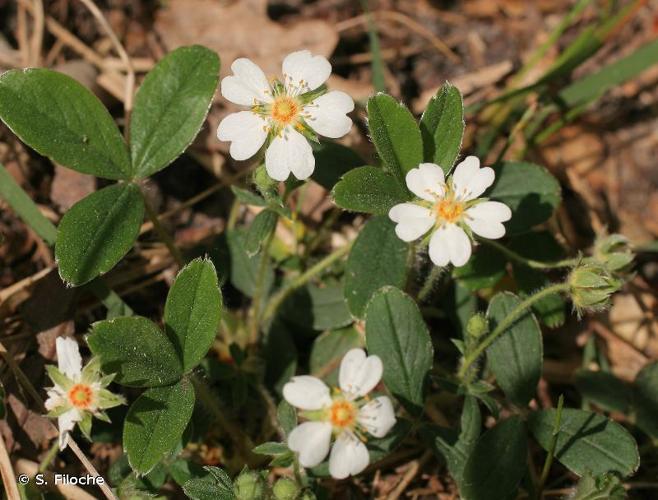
[38,440,59,473]
[248,225,278,344]
[140,188,185,267]
[261,241,353,325]
[479,238,584,270]
[536,395,565,498]
[458,282,570,379]
[417,265,444,303]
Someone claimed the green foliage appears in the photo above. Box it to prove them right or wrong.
[486,292,543,407]
[419,82,464,173]
[311,141,365,190]
[633,361,658,439]
[487,161,561,234]
[184,467,236,500]
[55,182,144,286]
[365,287,433,414]
[245,209,278,257]
[310,327,361,385]
[130,45,220,178]
[123,379,196,475]
[461,416,527,500]
[164,258,222,372]
[366,93,423,186]
[575,370,632,413]
[424,396,481,487]
[529,409,639,476]
[88,316,182,387]
[0,68,131,179]
[225,230,274,298]
[344,216,409,317]
[453,246,506,291]
[571,471,626,500]
[332,166,409,215]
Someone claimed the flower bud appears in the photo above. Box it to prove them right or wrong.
[254,164,280,202]
[568,263,622,313]
[273,478,299,500]
[234,470,268,500]
[466,313,488,339]
[593,234,634,273]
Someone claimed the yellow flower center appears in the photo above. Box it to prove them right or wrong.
[434,198,464,223]
[328,399,357,429]
[270,96,300,126]
[68,384,93,410]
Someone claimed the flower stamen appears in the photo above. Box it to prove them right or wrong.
[67,383,93,410]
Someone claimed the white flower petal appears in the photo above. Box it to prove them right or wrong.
[405,163,445,202]
[288,421,333,467]
[217,111,268,161]
[221,58,272,106]
[328,432,370,479]
[283,376,332,410]
[357,396,396,438]
[388,203,435,242]
[465,201,512,239]
[451,156,495,201]
[304,91,354,138]
[56,337,82,380]
[339,348,383,399]
[428,223,472,267]
[265,128,315,181]
[57,408,80,450]
[282,50,331,93]
[45,389,66,411]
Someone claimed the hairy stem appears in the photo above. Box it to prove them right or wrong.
[536,395,565,498]
[458,282,570,379]
[417,265,444,303]
[248,225,278,344]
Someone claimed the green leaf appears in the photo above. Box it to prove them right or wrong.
[366,93,423,186]
[244,209,278,257]
[88,316,182,387]
[461,416,527,500]
[487,161,561,234]
[633,361,658,439]
[486,292,543,407]
[183,466,235,500]
[571,471,626,500]
[528,408,639,477]
[164,258,222,372]
[0,68,130,179]
[225,230,273,298]
[311,141,365,190]
[252,442,289,456]
[575,370,631,414]
[424,396,481,487]
[310,327,362,385]
[281,285,353,331]
[419,82,464,173]
[264,320,297,394]
[130,45,220,178]
[332,166,409,215]
[277,400,297,436]
[124,379,195,475]
[365,287,433,414]
[0,163,57,245]
[344,216,409,317]
[453,245,506,291]
[231,186,267,207]
[560,38,658,107]
[55,183,144,286]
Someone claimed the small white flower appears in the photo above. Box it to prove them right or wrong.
[283,348,396,480]
[388,157,512,267]
[217,50,355,181]
[45,337,124,450]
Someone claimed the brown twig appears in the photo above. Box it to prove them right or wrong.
[75,0,134,137]
[16,1,30,66]
[30,0,44,66]
[386,450,433,500]
[0,430,20,500]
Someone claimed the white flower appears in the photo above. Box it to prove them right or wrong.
[45,337,124,450]
[388,157,512,267]
[217,50,354,181]
[282,348,396,480]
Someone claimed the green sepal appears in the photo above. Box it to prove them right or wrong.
[79,412,92,440]
[46,365,74,391]
[96,388,126,410]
